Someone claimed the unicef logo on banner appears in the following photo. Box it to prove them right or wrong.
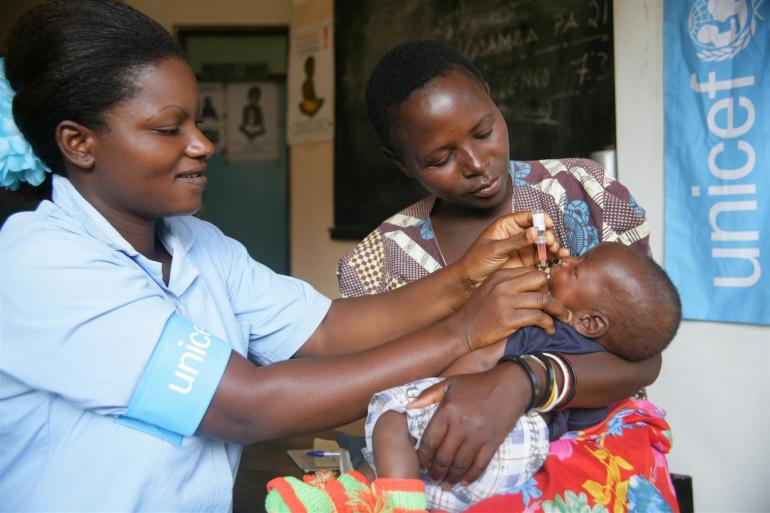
[688,0,765,61]
[666,0,769,324]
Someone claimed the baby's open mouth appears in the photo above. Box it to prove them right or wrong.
[536,258,562,279]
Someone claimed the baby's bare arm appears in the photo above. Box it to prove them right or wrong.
[371,341,507,479]
[440,340,507,377]
[372,411,421,479]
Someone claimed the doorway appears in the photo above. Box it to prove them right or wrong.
[179,28,290,274]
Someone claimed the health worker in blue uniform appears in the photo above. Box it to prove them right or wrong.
[0,2,571,511]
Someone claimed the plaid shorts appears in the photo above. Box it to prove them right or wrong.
[363,377,549,513]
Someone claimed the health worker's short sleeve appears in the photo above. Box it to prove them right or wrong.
[1,221,180,416]
[194,224,331,365]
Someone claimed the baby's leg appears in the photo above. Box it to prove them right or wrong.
[372,410,420,479]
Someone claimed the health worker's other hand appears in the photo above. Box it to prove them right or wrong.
[405,363,531,486]
[447,267,570,352]
[457,211,568,289]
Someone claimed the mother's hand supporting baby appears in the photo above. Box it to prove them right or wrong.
[409,364,534,486]
[406,268,568,486]
[409,350,661,487]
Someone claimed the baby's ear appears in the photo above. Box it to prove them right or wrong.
[572,309,610,339]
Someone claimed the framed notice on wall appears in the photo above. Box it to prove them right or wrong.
[287,19,334,145]
[226,81,281,162]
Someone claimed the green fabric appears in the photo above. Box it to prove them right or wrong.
[378,487,427,510]
[338,473,368,495]
[265,472,429,513]
[264,476,334,513]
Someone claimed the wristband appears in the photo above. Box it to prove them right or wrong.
[497,355,539,411]
[115,313,232,445]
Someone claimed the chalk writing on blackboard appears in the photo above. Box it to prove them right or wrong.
[333,0,615,239]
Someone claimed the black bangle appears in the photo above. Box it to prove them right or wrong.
[497,355,539,411]
[530,352,555,410]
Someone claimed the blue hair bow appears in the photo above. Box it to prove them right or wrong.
[0,57,52,191]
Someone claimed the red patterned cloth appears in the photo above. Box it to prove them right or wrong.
[464,399,678,513]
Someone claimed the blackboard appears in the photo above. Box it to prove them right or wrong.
[333,0,615,239]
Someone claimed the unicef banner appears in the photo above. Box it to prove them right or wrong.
[664,0,769,325]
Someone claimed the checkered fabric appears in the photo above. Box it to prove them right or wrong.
[363,378,549,513]
[337,159,650,299]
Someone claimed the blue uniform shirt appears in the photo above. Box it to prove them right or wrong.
[0,176,331,512]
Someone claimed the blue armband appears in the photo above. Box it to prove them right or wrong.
[115,313,232,446]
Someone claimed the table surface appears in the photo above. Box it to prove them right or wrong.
[233,430,343,513]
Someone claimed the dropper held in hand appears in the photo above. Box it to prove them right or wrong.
[532,210,548,270]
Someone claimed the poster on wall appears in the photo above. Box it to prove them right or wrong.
[225,81,281,162]
[198,82,226,155]
[664,0,769,325]
[287,19,334,144]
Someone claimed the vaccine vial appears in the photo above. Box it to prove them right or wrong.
[532,210,548,270]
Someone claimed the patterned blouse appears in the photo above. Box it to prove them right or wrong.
[338,158,650,298]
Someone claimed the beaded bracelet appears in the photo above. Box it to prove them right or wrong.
[497,355,539,411]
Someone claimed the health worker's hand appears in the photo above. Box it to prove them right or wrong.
[456,211,568,290]
[405,363,532,486]
[447,267,570,352]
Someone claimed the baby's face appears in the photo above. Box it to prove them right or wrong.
[548,242,631,313]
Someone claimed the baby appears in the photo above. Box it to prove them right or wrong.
[363,241,682,513]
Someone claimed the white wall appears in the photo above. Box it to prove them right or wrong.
[614,1,770,512]
[128,0,291,30]
[289,140,357,296]
[287,0,358,297]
